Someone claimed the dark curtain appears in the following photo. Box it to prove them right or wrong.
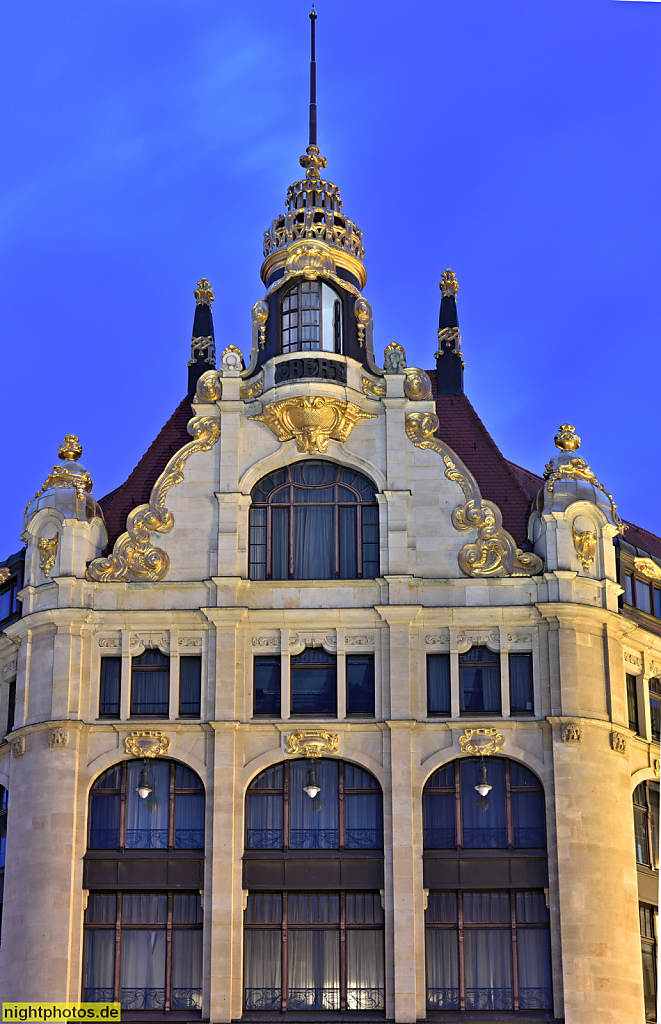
[125,761,169,849]
[650,784,659,869]
[172,930,202,1009]
[346,793,382,848]
[245,792,283,849]
[517,929,552,1010]
[175,793,205,848]
[99,658,121,716]
[346,655,375,715]
[427,654,451,715]
[461,760,506,848]
[339,506,357,578]
[423,792,455,848]
[131,664,169,715]
[294,506,334,579]
[290,760,338,848]
[360,505,380,578]
[84,930,114,1001]
[509,654,533,713]
[426,930,459,1009]
[179,657,201,716]
[512,790,545,848]
[88,793,120,849]
[271,508,289,579]
[253,656,281,716]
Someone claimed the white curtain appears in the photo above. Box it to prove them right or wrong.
[120,930,166,1009]
[517,929,552,1010]
[346,930,384,1010]
[293,506,334,579]
[174,793,205,849]
[464,929,512,1010]
[288,931,339,1010]
[244,931,282,1010]
[172,930,202,1009]
[425,930,458,1010]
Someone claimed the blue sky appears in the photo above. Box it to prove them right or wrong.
[1,0,659,557]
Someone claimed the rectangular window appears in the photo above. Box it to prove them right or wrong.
[254,656,281,717]
[427,653,451,716]
[243,891,384,1013]
[83,890,202,1011]
[99,658,121,717]
[636,578,652,614]
[627,674,639,733]
[248,508,267,580]
[640,904,658,1022]
[131,650,169,716]
[291,649,337,716]
[179,657,201,717]
[0,578,17,625]
[346,654,375,716]
[425,890,551,1013]
[5,679,15,736]
[361,506,380,578]
[655,589,661,619]
[460,647,501,714]
[625,573,634,605]
[650,678,661,744]
[509,653,534,714]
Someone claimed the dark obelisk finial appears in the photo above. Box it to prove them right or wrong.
[309,7,317,146]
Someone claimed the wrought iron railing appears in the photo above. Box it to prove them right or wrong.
[245,828,283,849]
[346,987,385,1010]
[125,828,169,849]
[426,987,459,1010]
[289,829,339,850]
[88,828,120,849]
[172,987,202,1010]
[465,987,513,1010]
[519,986,552,1010]
[287,987,340,1010]
[462,828,508,848]
[244,988,282,1011]
[513,826,546,848]
[120,987,166,1010]
[83,988,114,1003]
[345,828,383,849]
[423,827,455,848]
[174,828,205,849]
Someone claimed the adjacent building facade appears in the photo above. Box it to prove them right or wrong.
[0,128,659,1024]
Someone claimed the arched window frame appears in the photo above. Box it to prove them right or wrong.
[88,759,205,852]
[248,461,380,581]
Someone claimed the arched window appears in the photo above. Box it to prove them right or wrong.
[88,760,205,850]
[249,461,379,581]
[243,760,385,1013]
[84,761,205,1012]
[281,280,342,354]
[423,758,551,1013]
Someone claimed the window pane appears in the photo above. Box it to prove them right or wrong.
[175,764,204,790]
[346,793,382,848]
[271,507,289,580]
[246,793,283,849]
[122,893,167,923]
[125,762,170,849]
[175,793,205,848]
[636,579,652,614]
[89,793,120,849]
[99,659,121,717]
[625,574,634,605]
[426,893,458,924]
[83,930,115,1003]
[641,943,657,1021]
[245,893,282,923]
[120,930,166,1010]
[244,931,282,1010]
[518,928,552,1010]
[254,656,281,716]
[346,893,383,924]
[290,760,338,848]
[339,506,357,579]
[291,650,337,716]
[347,654,375,716]
[427,654,451,715]
[423,792,455,848]
[289,893,340,924]
[346,930,384,1010]
[179,657,201,716]
[509,654,533,714]
[288,930,339,1010]
[293,506,334,579]
[85,893,117,924]
[361,505,380,578]
[172,930,202,1010]
[655,588,661,619]
[426,929,459,1010]
[464,929,512,1010]
[650,695,661,743]
[634,805,650,865]
[131,660,169,716]
[463,892,510,923]
[650,783,659,870]
[460,648,501,713]
[627,674,639,733]
[249,507,267,580]
[515,892,549,924]
[249,764,284,790]
[461,760,506,848]
[173,893,203,924]
[512,790,546,848]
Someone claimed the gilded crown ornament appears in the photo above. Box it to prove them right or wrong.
[554,424,581,452]
[194,278,214,306]
[440,270,458,297]
[58,435,82,462]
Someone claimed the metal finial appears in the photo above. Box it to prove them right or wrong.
[194,278,214,306]
[554,424,581,452]
[309,6,317,147]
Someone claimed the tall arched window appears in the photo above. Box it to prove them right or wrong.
[423,758,551,1013]
[84,760,205,1013]
[281,280,342,354]
[243,760,384,1013]
[249,461,379,581]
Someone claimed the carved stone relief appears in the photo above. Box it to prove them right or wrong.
[49,728,68,748]
[561,723,582,744]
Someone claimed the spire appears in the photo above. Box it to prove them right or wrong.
[299,7,327,180]
[435,269,464,396]
[188,278,217,396]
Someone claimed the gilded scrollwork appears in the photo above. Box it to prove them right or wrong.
[37,535,58,578]
[459,728,505,756]
[354,297,371,348]
[124,731,171,758]
[87,416,221,583]
[634,557,661,582]
[194,370,222,403]
[405,412,543,578]
[435,326,464,365]
[240,376,264,401]
[572,525,596,572]
[250,396,375,454]
[285,730,339,759]
[221,345,244,374]
[361,376,386,399]
[0,567,11,585]
[403,368,432,401]
[252,300,269,349]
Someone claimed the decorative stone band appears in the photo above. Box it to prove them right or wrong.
[405,412,544,579]
[124,731,171,758]
[251,396,376,455]
[458,728,505,756]
[285,730,339,759]
[87,416,221,583]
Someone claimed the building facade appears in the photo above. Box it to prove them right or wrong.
[0,123,659,1024]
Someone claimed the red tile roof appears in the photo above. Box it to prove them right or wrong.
[98,377,661,560]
